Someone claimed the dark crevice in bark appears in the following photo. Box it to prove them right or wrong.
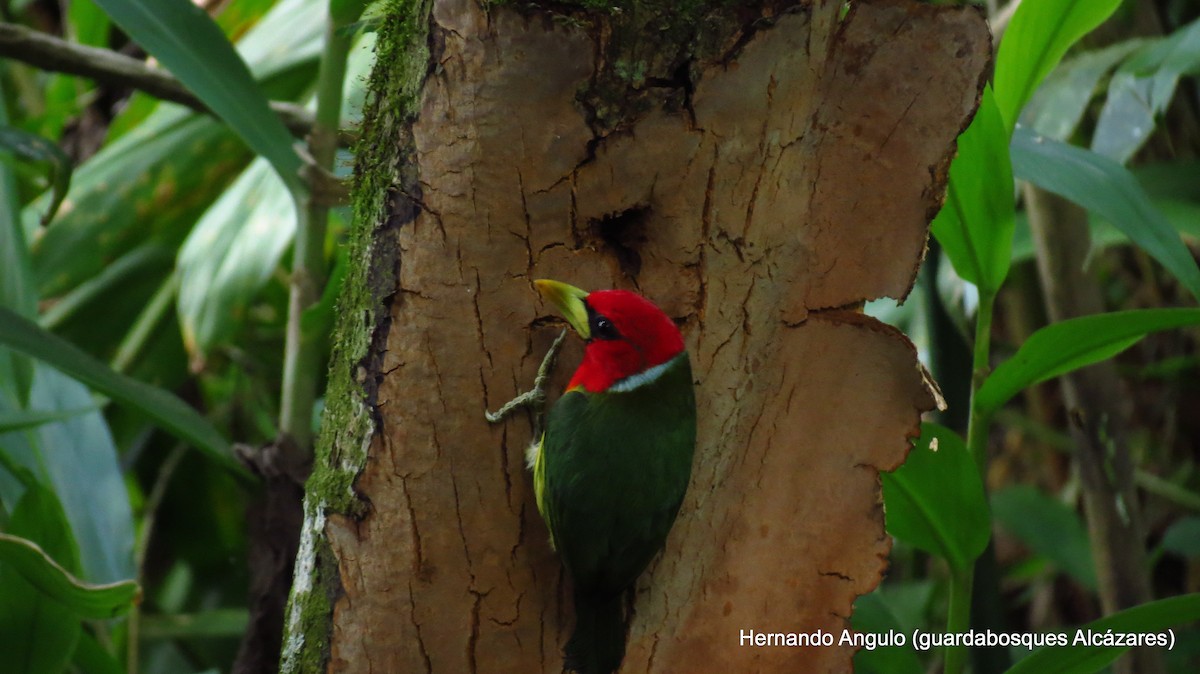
[590,205,650,283]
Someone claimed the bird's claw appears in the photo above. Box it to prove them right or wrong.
[484,328,569,425]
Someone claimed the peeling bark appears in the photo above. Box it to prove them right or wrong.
[284,0,989,671]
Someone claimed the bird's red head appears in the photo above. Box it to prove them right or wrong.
[535,280,684,393]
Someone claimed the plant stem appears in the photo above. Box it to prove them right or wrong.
[278,15,354,453]
[945,287,996,674]
[944,564,975,674]
[0,21,319,140]
[967,289,996,473]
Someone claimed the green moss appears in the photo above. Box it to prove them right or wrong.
[279,1,433,671]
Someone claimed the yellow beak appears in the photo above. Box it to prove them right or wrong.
[534,279,591,339]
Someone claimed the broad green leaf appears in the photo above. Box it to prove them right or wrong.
[1162,517,1200,558]
[0,482,82,674]
[1093,18,1200,164]
[931,86,1015,295]
[1020,40,1144,142]
[177,27,372,361]
[882,423,990,571]
[976,308,1200,415]
[1010,198,1200,263]
[30,110,248,299]
[994,0,1123,132]
[0,365,135,583]
[1092,68,1157,166]
[992,485,1096,589]
[30,371,134,582]
[852,592,924,674]
[0,306,240,474]
[0,126,72,225]
[1012,127,1200,302]
[0,534,138,619]
[92,0,302,188]
[65,0,110,47]
[1005,594,1200,674]
[177,159,295,361]
[70,631,125,674]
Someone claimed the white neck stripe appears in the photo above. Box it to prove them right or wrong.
[609,356,677,393]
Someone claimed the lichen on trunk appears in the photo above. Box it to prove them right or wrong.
[282,0,990,672]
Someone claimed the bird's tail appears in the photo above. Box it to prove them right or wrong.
[564,591,626,674]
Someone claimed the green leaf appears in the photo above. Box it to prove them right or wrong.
[852,592,924,674]
[0,406,95,433]
[92,0,302,188]
[976,308,1200,416]
[70,631,125,674]
[1005,594,1200,674]
[1011,127,1200,303]
[0,306,241,475]
[177,158,295,361]
[0,126,73,226]
[0,482,82,674]
[27,369,133,581]
[882,423,990,572]
[0,534,139,619]
[1162,517,1200,558]
[1011,197,1200,264]
[1020,40,1145,142]
[30,110,249,299]
[992,485,1096,589]
[993,0,1124,132]
[66,0,111,47]
[1093,18,1200,164]
[931,86,1015,295]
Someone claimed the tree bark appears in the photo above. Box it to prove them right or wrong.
[281,1,989,671]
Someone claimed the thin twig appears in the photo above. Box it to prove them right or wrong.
[0,21,319,140]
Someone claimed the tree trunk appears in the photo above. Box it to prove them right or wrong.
[281,1,989,672]
[1024,185,1165,674]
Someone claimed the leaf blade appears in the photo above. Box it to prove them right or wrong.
[91,0,301,187]
[1005,594,1200,674]
[931,86,1015,295]
[882,423,991,571]
[0,306,241,475]
[0,534,139,619]
[1012,127,1200,302]
[994,0,1124,132]
[976,308,1200,416]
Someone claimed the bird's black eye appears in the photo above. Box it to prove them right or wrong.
[589,313,621,341]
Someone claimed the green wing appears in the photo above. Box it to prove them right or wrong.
[538,353,696,596]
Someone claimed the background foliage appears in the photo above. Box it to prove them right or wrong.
[0,0,1198,673]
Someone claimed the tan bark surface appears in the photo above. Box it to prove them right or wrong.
[323,0,988,671]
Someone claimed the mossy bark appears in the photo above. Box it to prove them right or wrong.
[281,1,990,672]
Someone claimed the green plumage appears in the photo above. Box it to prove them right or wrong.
[533,353,696,674]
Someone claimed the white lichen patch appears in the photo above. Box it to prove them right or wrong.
[280,501,327,670]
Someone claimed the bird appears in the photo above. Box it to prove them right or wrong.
[511,279,697,674]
